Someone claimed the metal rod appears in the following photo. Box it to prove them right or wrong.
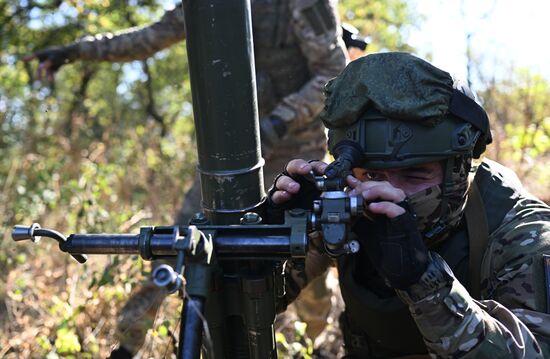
[62,234,139,254]
[62,232,294,259]
[179,297,205,359]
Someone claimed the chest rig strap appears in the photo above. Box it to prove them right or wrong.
[464,181,489,299]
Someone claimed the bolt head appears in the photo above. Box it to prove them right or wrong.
[190,212,208,225]
[241,212,262,224]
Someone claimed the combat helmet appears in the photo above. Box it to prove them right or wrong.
[319,52,492,242]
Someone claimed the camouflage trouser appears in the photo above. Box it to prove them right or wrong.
[117,148,332,354]
[291,274,332,339]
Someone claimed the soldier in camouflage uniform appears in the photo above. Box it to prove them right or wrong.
[25,1,347,356]
[25,1,346,188]
[269,52,550,358]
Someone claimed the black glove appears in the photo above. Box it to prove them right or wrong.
[265,169,321,224]
[259,115,287,158]
[352,202,429,289]
[33,45,78,73]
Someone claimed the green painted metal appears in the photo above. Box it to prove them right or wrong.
[183,0,265,225]
[182,1,277,358]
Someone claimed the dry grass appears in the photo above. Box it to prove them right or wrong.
[0,248,344,358]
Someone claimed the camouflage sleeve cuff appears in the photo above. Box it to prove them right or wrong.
[396,256,486,348]
[398,271,547,357]
[397,252,454,304]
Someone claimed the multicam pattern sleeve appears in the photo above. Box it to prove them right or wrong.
[73,6,185,62]
[277,231,334,312]
[270,0,348,127]
[397,196,550,358]
[68,0,346,125]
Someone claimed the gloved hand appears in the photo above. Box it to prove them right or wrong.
[347,177,429,289]
[353,206,429,289]
[266,159,326,223]
[23,45,78,81]
[259,114,287,159]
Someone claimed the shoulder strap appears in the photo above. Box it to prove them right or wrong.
[464,181,489,299]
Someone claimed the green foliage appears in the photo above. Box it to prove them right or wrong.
[54,327,81,354]
[1,0,195,231]
[340,0,419,52]
[1,2,194,356]
[276,321,314,359]
[479,69,550,197]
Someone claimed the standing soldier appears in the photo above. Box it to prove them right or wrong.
[24,1,348,356]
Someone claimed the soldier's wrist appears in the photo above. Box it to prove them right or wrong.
[397,252,454,304]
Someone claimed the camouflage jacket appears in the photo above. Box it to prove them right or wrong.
[68,0,348,160]
[403,159,550,358]
[282,159,550,358]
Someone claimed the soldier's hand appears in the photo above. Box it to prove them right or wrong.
[270,159,327,205]
[346,177,406,218]
[349,177,429,289]
[259,115,287,159]
[23,46,74,82]
[265,159,326,223]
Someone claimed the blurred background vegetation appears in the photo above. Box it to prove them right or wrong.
[1,0,548,358]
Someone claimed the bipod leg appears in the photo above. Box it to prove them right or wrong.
[151,226,212,359]
[179,227,213,359]
[179,294,206,359]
